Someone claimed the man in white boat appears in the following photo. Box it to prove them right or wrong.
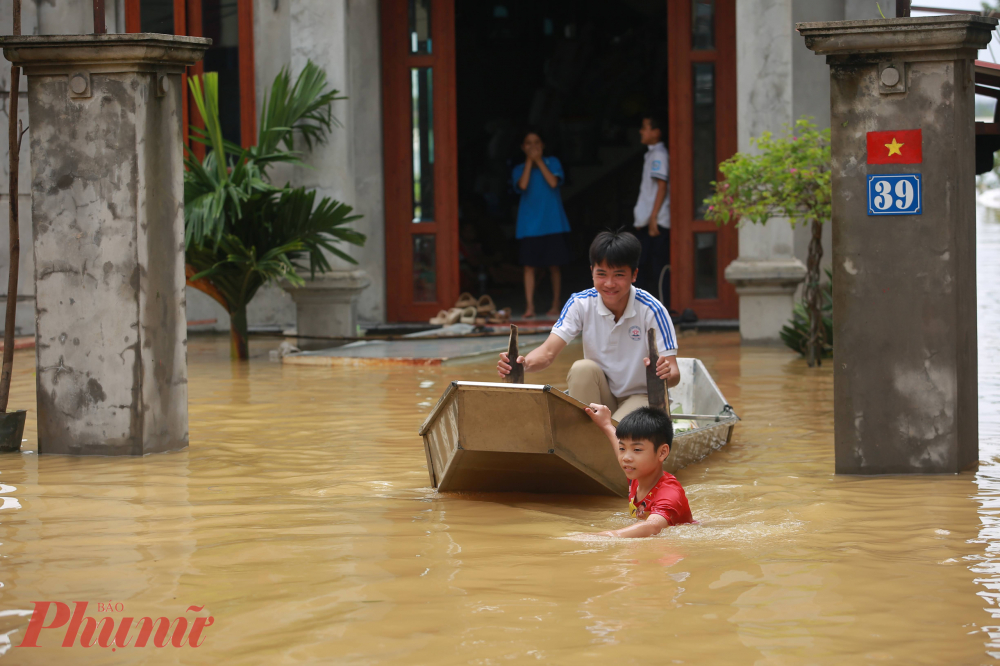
[497,230,680,421]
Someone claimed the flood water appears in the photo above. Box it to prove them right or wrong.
[1,211,1000,664]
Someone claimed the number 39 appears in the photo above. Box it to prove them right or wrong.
[874,179,915,210]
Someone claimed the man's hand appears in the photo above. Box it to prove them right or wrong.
[528,145,543,163]
[644,355,676,383]
[497,351,526,379]
[584,403,613,429]
[648,219,660,237]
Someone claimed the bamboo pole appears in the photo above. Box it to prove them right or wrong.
[0,0,21,412]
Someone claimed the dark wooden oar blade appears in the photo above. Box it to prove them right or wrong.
[506,324,524,384]
[646,328,667,412]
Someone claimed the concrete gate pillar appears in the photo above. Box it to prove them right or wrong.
[0,35,208,455]
[799,16,995,473]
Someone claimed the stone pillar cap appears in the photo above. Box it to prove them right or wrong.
[0,34,211,74]
[798,15,997,60]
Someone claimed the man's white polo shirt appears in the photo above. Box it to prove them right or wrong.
[551,286,678,398]
[633,141,670,229]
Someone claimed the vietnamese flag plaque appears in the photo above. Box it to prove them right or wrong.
[867,129,923,165]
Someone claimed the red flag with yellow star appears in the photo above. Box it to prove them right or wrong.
[867,129,922,165]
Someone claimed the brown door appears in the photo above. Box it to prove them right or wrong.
[382,0,460,322]
[667,0,738,319]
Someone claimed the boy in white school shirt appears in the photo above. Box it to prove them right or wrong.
[634,115,670,304]
[497,230,680,422]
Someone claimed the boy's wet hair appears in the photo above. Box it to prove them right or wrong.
[616,406,674,451]
[589,229,642,271]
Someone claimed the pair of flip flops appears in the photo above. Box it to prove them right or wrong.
[429,293,503,326]
[429,307,476,325]
[455,292,498,316]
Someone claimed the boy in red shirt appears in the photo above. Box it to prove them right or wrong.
[584,404,693,537]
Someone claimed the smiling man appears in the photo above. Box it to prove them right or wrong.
[497,230,679,421]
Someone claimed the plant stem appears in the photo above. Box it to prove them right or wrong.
[229,305,249,360]
[0,1,22,413]
[804,218,824,368]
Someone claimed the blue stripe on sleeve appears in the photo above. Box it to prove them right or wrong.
[554,289,597,328]
[552,289,597,328]
[635,290,676,350]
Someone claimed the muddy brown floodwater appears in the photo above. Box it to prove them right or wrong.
[3,209,1000,664]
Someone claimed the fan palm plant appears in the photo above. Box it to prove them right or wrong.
[184,61,365,360]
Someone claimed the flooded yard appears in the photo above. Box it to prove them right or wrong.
[1,208,1000,663]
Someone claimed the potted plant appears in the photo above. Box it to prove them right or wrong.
[704,117,832,367]
[184,61,365,360]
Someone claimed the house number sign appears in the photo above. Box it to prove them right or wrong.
[867,174,922,216]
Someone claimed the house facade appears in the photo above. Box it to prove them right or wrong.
[0,0,902,342]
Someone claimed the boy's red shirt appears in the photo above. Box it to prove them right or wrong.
[628,472,693,525]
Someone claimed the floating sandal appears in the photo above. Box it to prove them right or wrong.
[454,292,477,309]
[459,306,478,325]
[476,294,498,316]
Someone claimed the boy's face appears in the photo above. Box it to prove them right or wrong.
[617,436,669,480]
[639,118,661,146]
[591,261,637,311]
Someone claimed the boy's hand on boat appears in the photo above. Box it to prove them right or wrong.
[585,403,613,428]
[497,352,526,378]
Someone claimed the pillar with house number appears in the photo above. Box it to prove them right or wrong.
[799,15,996,474]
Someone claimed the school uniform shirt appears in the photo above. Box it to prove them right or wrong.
[551,286,678,398]
[633,142,670,229]
[629,472,693,525]
[511,156,572,239]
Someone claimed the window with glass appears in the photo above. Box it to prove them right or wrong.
[413,235,437,302]
[140,0,174,33]
[411,67,435,223]
[692,0,715,50]
[202,0,242,147]
[693,232,718,300]
[692,62,716,220]
[409,0,432,54]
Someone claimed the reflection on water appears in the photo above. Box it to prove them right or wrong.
[1,210,1000,662]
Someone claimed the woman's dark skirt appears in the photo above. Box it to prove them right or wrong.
[519,232,571,268]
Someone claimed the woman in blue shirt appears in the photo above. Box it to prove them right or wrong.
[512,130,571,318]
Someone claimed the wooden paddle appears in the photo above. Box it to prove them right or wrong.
[505,324,524,384]
[646,328,669,412]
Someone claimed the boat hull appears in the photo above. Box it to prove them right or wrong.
[419,359,737,496]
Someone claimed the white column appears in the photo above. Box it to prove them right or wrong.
[278,0,383,332]
[726,0,806,343]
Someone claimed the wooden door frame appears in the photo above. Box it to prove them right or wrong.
[125,0,256,151]
[381,0,460,322]
[667,0,738,319]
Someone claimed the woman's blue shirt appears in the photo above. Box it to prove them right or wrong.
[512,156,571,239]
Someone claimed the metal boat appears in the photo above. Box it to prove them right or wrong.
[418,358,738,497]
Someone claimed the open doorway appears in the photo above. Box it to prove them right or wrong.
[454,0,669,317]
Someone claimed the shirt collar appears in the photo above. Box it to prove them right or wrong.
[647,141,665,152]
[597,286,637,320]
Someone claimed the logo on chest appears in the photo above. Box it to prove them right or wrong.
[629,326,642,341]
